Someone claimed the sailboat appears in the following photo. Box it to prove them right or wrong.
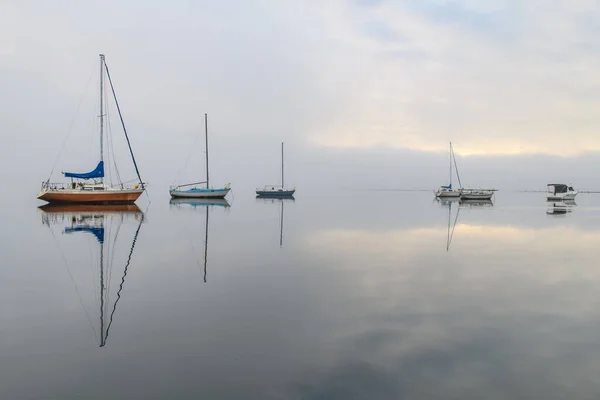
[435,142,462,198]
[256,142,295,197]
[39,203,144,347]
[37,54,145,204]
[170,113,230,199]
[169,198,229,282]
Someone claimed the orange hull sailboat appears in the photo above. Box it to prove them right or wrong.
[37,54,145,205]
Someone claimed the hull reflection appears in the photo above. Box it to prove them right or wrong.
[39,204,144,347]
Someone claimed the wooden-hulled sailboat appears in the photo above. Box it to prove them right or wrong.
[37,54,145,204]
[256,142,295,197]
[39,203,144,347]
[436,142,462,198]
[170,114,230,199]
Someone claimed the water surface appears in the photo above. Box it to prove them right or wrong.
[1,191,600,399]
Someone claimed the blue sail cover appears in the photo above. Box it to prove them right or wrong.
[64,161,104,179]
[65,226,105,243]
[441,184,452,189]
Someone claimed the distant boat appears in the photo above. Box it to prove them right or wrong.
[37,54,145,204]
[256,142,296,197]
[546,184,578,201]
[170,113,230,199]
[436,142,462,198]
[460,189,495,201]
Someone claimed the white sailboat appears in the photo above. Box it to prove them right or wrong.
[170,114,230,199]
[436,142,462,198]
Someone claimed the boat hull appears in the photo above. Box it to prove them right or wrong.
[170,188,230,199]
[436,190,461,198]
[37,189,143,204]
[547,193,578,201]
[461,193,493,200]
[256,189,296,197]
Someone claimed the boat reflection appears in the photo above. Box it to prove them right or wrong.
[546,200,576,215]
[169,198,230,208]
[38,203,144,347]
[169,198,229,282]
[256,196,295,247]
[459,199,493,207]
[437,198,460,251]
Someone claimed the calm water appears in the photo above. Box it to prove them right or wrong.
[2,190,600,399]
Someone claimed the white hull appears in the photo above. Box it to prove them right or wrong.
[461,193,493,200]
[436,190,461,198]
[169,189,230,198]
[547,192,578,201]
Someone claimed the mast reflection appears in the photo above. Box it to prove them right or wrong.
[169,198,230,282]
[39,203,144,347]
[256,195,294,247]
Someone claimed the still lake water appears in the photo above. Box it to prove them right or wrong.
[2,190,600,399]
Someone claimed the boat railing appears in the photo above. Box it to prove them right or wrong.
[41,181,144,191]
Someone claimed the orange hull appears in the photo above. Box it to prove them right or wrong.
[37,189,143,204]
[38,203,142,213]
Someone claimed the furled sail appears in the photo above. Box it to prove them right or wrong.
[64,161,104,179]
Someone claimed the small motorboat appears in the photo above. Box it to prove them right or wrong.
[546,184,577,201]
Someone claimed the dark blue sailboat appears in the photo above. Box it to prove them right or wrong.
[256,142,296,198]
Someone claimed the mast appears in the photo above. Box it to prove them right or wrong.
[448,142,452,188]
[281,142,284,188]
[205,113,210,188]
[99,54,105,174]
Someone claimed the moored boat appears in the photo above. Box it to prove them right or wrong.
[436,142,462,198]
[546,184,577,201]
[460,189,496,201]
[256,142,296,197]
[37,54,145,204]
[170,113,230,199]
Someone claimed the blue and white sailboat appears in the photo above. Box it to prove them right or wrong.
[256,142,295,197]
[170,113,230,199]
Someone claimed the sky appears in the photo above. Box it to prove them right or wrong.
[2,0,600,193]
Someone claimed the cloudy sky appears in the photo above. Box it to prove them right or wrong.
[3,0,600,192]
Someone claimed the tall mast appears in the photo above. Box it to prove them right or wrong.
[281,142,284,188]
[449,142,452,188]
[205,113,210,188]
[99,54,105,169]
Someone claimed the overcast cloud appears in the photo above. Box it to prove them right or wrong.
[2,0,600,194]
